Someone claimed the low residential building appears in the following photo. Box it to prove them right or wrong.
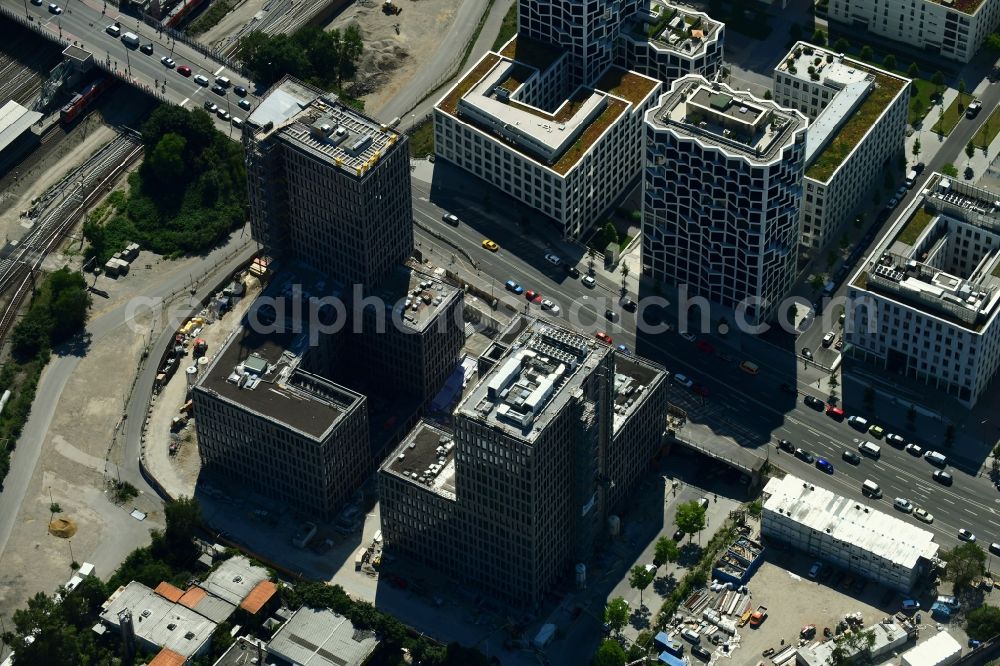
[192,270,372,521]
[617,0,725,85]
[434,38,661,240]
[761,475,938,592]
[773,42,910,251]
[825,0,1000,64]
[643,75,807,324]
[380,317,668,608]
[99,581,217,661]
[267,607,379,666]
[847,175,1000,407]
[900,631,963,666]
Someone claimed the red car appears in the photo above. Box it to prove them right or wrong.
[177,65,192,77]
[825,405,845,419]
[693,384,710,397]
[595,332,613,344]
[525,290,543,303]
[696,339,715,354]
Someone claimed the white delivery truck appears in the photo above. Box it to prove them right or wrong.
[121,32,140,48]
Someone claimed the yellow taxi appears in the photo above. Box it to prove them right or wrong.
[482,239,499,252]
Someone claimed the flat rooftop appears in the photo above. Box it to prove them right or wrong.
[762,475,939,570]
[613,354,666,431]
[195,268,364,440]
[776,43,908,182]
[0,100,40,154]
[249,76,402,176]
[383,420,457,500]
[268,607,378,666]
[458,319,610,442]
[857,174,1000,330]
[200,556,270,607]
[100,582,216,658]
[630,0,722,56]
[797,620,909,666]
[650,76,805,162]
[368,261,461,332]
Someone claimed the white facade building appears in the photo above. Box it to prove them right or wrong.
[617,0,725,84]
[642,76,807,323]
[434,41,661,240]
[826,0,1000,63]
[762,475,938,592]
[847,174,1000,407]
[900,631,963,666]
[773,42,910,251]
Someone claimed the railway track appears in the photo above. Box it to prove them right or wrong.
[0,25,62,106]
[216,0,333,59]
[0,132,144,342]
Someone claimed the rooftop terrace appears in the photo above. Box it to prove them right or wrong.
[367,261,461,332]
[458,320,609,442]
[384,420,457,500]
[630,0,722,56]
[612,354,666,431]
[651,77,805,162]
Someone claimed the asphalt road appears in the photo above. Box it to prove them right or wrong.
[7,0,256,133]
[412,161,1000,551]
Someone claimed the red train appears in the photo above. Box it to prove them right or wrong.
[162,0,207,29]
[60,77,113,124]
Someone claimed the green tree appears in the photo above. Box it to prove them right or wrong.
[828,372,839,390]
[859,45,874,61]
[764,90,772,100]
[912,136,921,159]
[148,132,188,184]
[675,500,707,542]
[942,163,959,178]
[812,28,827,46]
[161,495,202,559]
[883,53,896,70]
[629,565,656,609]
[931,70,945,93]
[603,222,619,248]
[830,628,877,666]
[587,246,597,274]
[748,500,763,517]
[941,542,986,590]
[604,597,630,636]
[967,604,1000,641]
[987,33,1000,51]
[833,37,849,52]
[654,536,680,566]
[966,140,976,160]
[907,61,920,78]
[593,639,627,666]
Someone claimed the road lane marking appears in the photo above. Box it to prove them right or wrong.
[965,508,977,515]
[214,65,225,76]
[989,519,1000,528]
[941,497,955,505]
[179,97,189,107]
[896,475,908,482]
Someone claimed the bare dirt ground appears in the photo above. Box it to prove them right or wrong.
[198,0,268,48]
[328,0,463,115]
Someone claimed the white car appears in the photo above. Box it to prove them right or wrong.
[540,299,560,314]
[958,528,976,542]
[193,74,210,86]
[203,101,218,113]
[905,443,923,456]
[48,3,62,13]
[544,253,561,266]
[581,275,596,288]
[217,109,231,121]
[161,56,175,68]
[913,508,934,524]
[680,332,697,342]
[893,498,914,513]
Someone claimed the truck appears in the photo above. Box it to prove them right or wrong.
[121,32,140,48]
[749,606,768,627]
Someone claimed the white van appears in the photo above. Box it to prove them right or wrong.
[215,76,231,88]
[862,479,882,499]
[680,628,701,644]
[858,441,881,459]
[924,450,947,467]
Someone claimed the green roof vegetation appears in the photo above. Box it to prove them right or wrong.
[594,67,659,106]
[974,104,1000,150]
[499,65,532,93]
[553,99,627,175]
[992,260,1000,278]
[805,68,906,182]
[499,35,564,72]
[929,0,983,13]
[440,53,501,115]
[897,207,935,246]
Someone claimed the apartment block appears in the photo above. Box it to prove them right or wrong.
[773,42,910,251]
[762,475,938,592]
[379,318,667,608]
[245,76,412,287]
[642,76,807,323]
[617,0,725,84]
[434,43,660,240]
[847,175,1000,407]
[826,0,1000,63]
[192,269,372,520]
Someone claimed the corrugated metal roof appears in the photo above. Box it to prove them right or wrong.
[762,475,938,568]
[267,607,378,666]
[0,101,41,154]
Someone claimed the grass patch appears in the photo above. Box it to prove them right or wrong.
[897,207,935,245]
[439,54,500,115]
[407,116,434,158]
[492,2,517,51]
[974,105,1000,150]
[910,78,937,125]
[932,96,964,136]
[187,0,234,36]
[595,67,659,106]
[552,99,627,175]
[806,69,906,182]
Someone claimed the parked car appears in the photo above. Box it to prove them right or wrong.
[869,424,885,438]
[564,264,580,278]
[673,529,686,541]
[905,443,923,456]
[595,331,613,344]
[967,100,983,118]
[442,212,459,225]
[826,405,845,419]
[234,85,248,97]
[544,252,561,266]
[238,98,252,110]
[795,448,815,463]
[893,498,914,513]
[804,395,824,410]
[777,439,795,454]
[504,280,523,294]
[885,433,906,447]
[816,458,834,474]
[178,65,192,76]
[808,562,822,579]
[581,275,596,288]
[822,332,835,347]
[848,415,869,431]
[161,56,175,68]
[801,347,813,360]
[901,599,920,612]
[540,299,560,314]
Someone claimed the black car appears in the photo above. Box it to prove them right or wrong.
[842,450,861,465]
[777,439,795,454]
[801,347,813,360]
[795,448,815,463]
[913,162,926,174]
[212,84,227,96]
[672,529,685,541]
[691,645,712,662]
[605,309,619,322]
[933,470,953,486]
[233,85,248,97]
[564,264,580,278]
[140,42,154,55]
[804,395,824,410]
[620,297,638,312]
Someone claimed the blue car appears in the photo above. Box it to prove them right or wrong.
[505,280,524,294]
[616,344,629,354]
[815,458,834,474]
